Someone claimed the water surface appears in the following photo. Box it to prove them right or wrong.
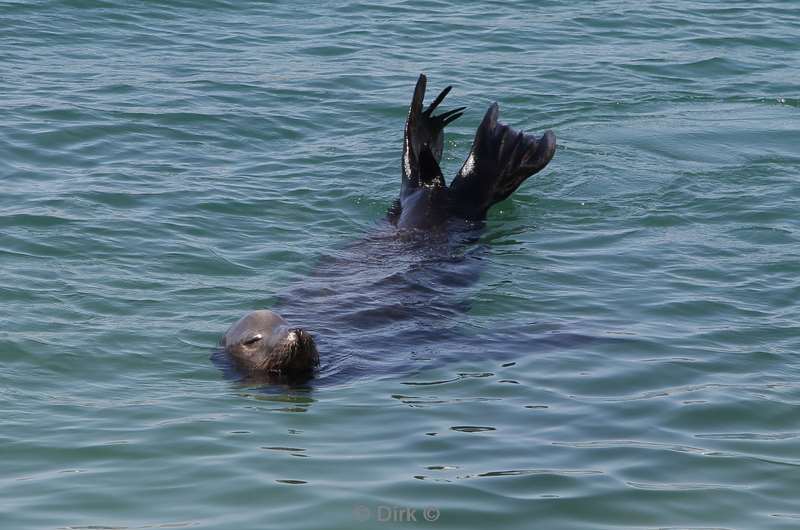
[2,1,799,529]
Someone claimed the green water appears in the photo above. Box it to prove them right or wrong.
[2,1,799,529]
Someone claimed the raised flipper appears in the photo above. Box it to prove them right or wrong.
[401,74,465,195]
[448,103,556,221]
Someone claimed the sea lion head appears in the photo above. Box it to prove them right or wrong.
[221,310,319,378]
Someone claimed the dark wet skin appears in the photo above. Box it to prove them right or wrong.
[217,74,557,385]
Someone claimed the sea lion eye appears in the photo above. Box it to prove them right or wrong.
[242,334,263,346]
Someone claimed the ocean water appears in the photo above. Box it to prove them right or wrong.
[2,1,799,529]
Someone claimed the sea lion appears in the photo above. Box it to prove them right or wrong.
[219,74,556,382]
[220,310,319,378]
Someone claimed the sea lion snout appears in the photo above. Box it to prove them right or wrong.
[280,327,319,374]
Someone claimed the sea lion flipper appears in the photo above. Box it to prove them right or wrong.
[422,85,465,126]
[423,85,451,116]
[418,143,446,187]
[401,74,465,196]
[448,103,556,221]
[437,106,467,127]
[408,74,427,122]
